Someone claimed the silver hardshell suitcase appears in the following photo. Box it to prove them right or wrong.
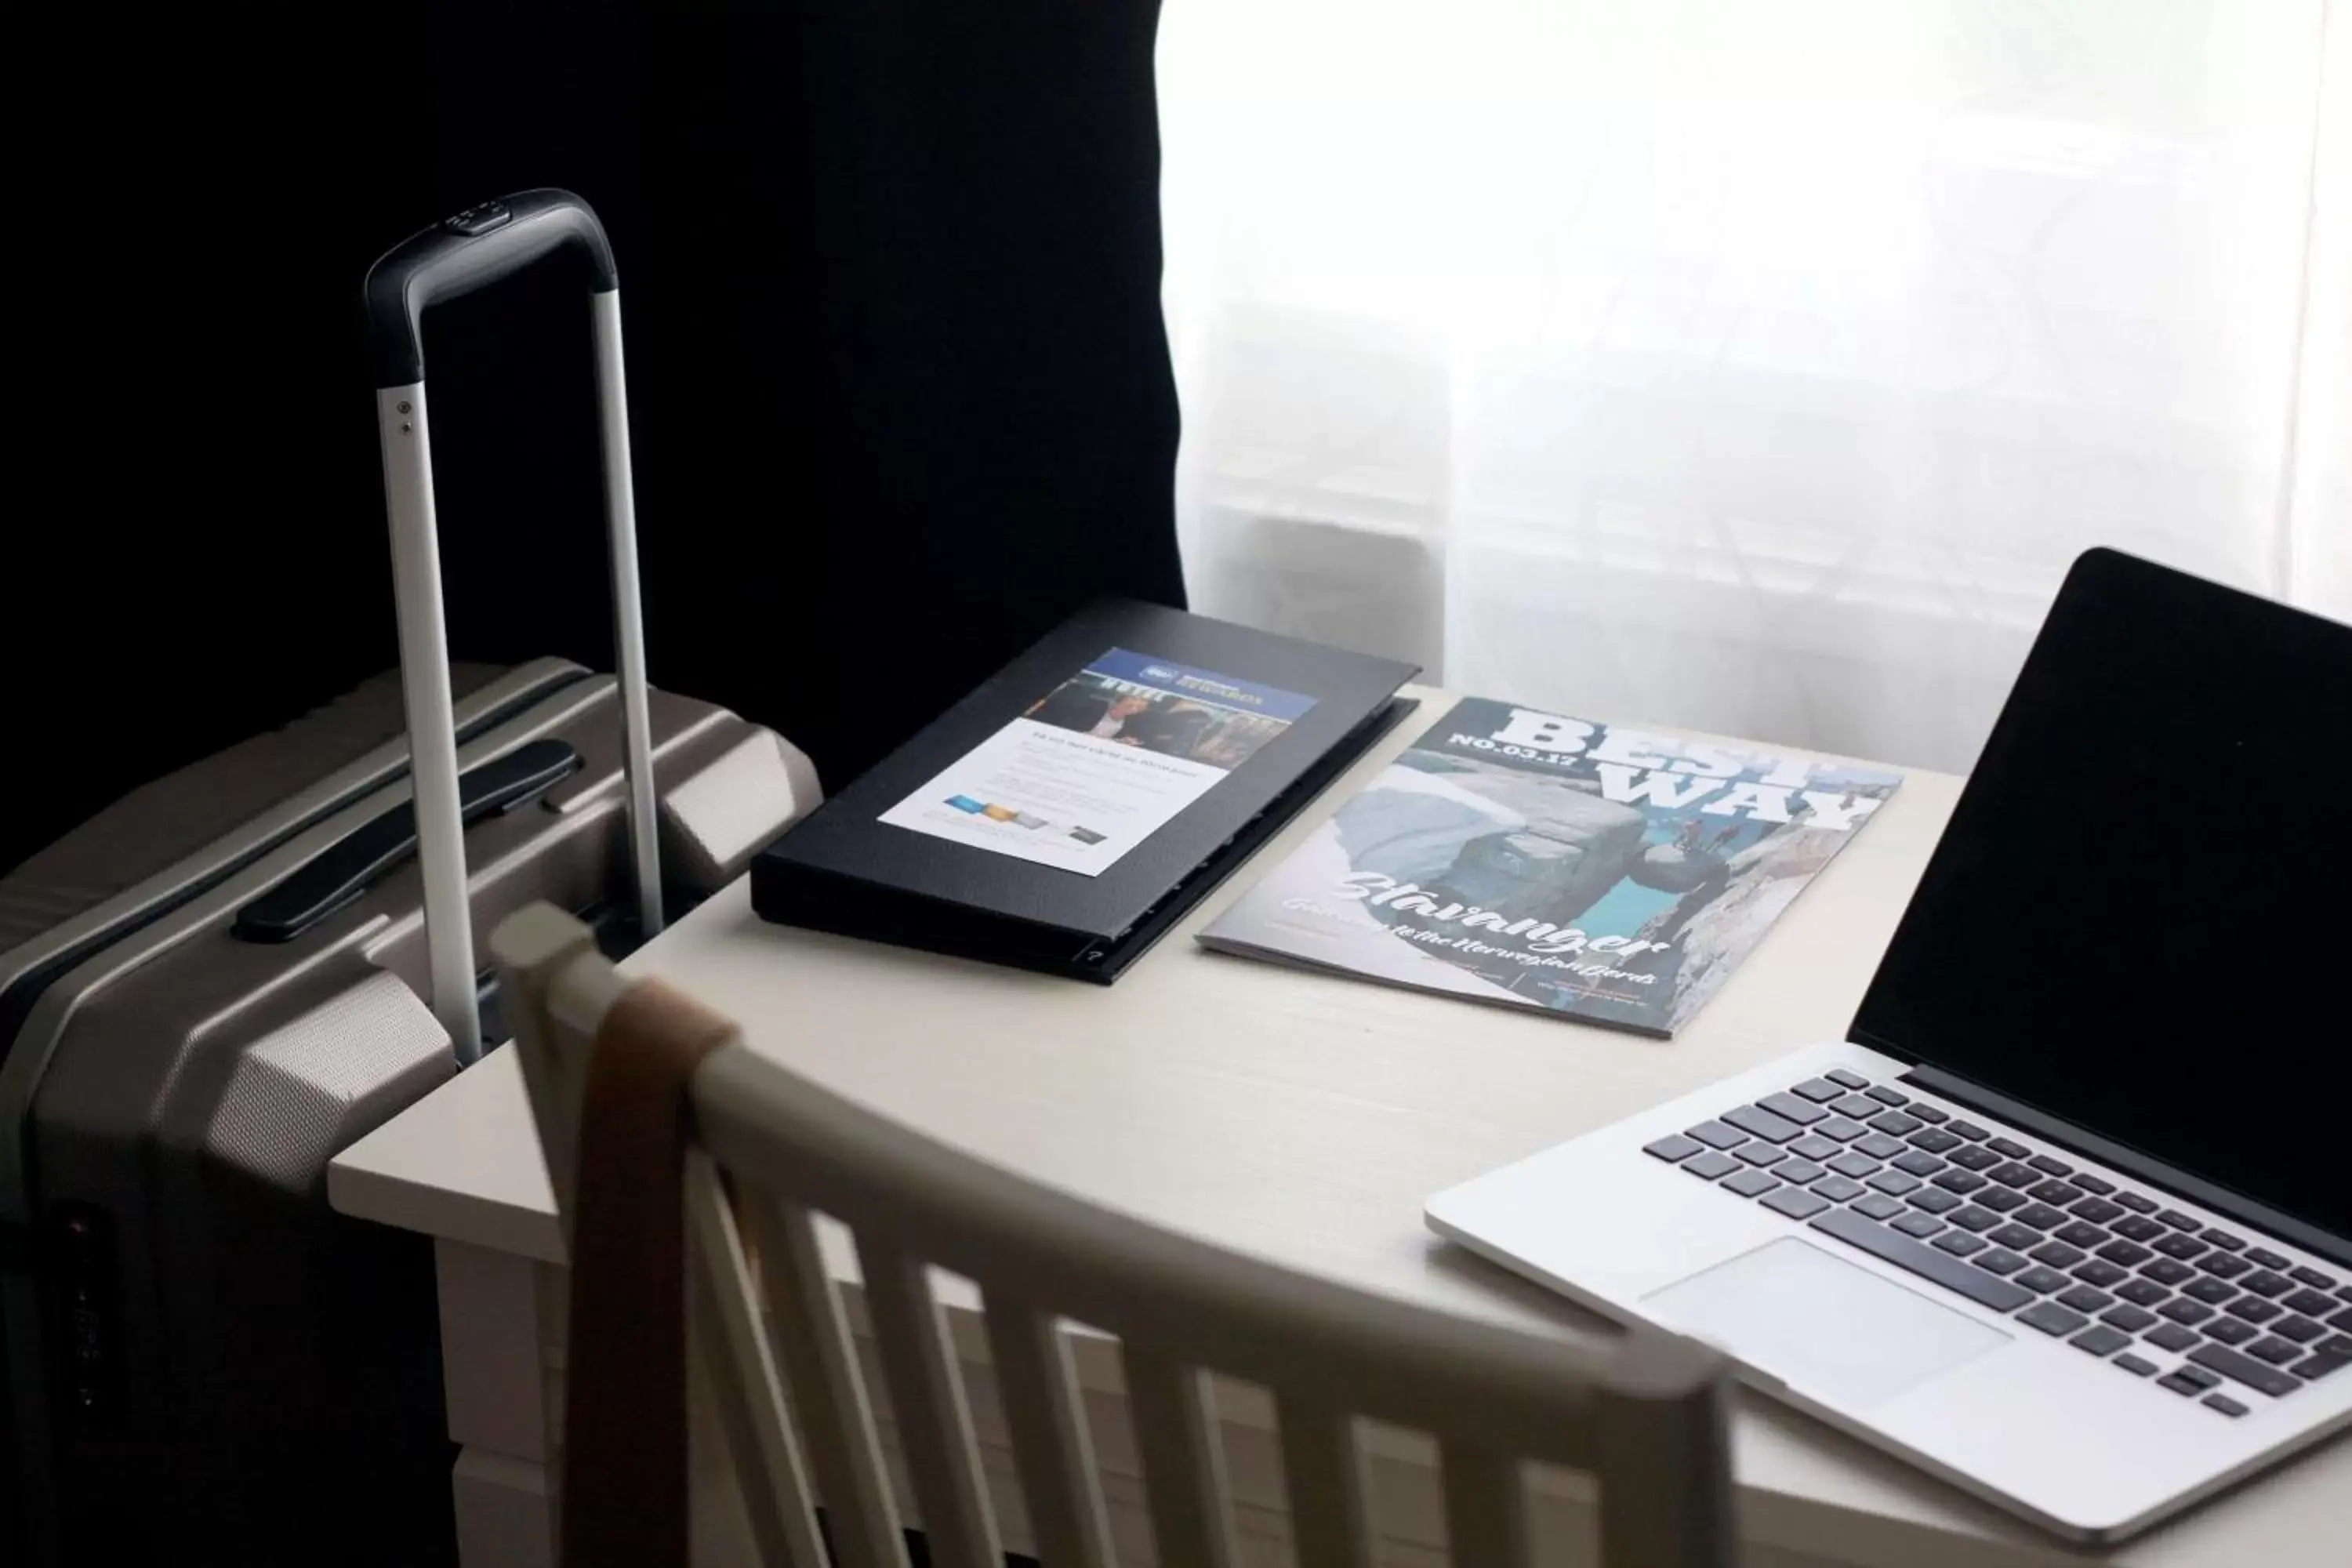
[0,191,817,1565]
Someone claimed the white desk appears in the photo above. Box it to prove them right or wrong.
[331,687,2347,1567]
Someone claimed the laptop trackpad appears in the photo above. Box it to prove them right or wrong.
[1642,1237,2010,1407]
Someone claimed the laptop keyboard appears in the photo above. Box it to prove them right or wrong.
[1646,1069,2352,1419]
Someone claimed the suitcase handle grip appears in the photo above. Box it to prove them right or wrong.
[363,188,617,387]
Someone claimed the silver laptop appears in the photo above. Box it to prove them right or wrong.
[1425,549,2352,1544]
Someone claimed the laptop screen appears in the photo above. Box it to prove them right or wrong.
[1852,549,2352,1243]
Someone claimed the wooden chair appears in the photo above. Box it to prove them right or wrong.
[493,902,1737,1568]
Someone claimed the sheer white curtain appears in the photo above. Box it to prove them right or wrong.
[1159,1,2350,772]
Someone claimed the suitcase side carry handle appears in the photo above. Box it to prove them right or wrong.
[365,189,659,1065]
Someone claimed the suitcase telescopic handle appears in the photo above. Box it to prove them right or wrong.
[364,189,659,1065]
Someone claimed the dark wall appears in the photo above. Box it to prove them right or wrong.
[9,0,1181,875]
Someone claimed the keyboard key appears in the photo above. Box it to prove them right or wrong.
[1852,1193,1907,1221]
[2112,1214,2166,1243]
[2157,1372,2207,1398]
[2153,1232,2208,1261]
[2184,1277,2238,1305]
[2024,1153,2071,1177]
[1892,1212,1944,1239]
[2206,1317,2259,1346]
[2226,1297,2283,1325]
[1864,1084,1907,1105]
[2147,1323,2200,1352]
[2071,1260,2129,1289]
[2158,1298,2215,1325]
[2114,1192,2159,1214]
[1907,1128,1962,1155]
[1985,1136,2029,1160]
[2031,1241,2086,1269]
[2289,1265,2336,1290]
[1947,1120,1990,1142]
[1812,1176,1868,1204]
[2248,1337,2303,1367]
[1975,1247,2027,1276]
[1827,1151,1881,1179]
[2189,1344,2301,1399]
[2055,1221,2107,1249]
[1949,1145,2002,1172]
[2176,1363,2222,1389]
[2019,1301,2087,1337]
[1777,1160,1828,1186]
[1790,1078,1848,1103]
[2015,1203,2070,1231]
[1831,1095,1885,1120]
[1682,1151,1740,1180]
[2015,1265,2071,1294]
[1644,1135,1705,1163]
[1687,1121,1747,1150]
[2071,1196,2127,1225]
[1853,1133,1906,1160]
[1737,1144,1788,1167]
[2114,1352,2158,1377]
[1892,1151,1944,1176]
[2158,1209,2201,1232]
[2246,1247,2291,1270]
[1988,1222,2043,1251]
[2241,1271,2292,1299]
[1759,1092,1829,1127]
[1788,1134,1842,1162]
[2202,1229,2246,1252]
[1977,1187,2029,1214]
[1865,1171,1921,1196]
[2070,1325,2129,1357]
[1726,1105,1805,1144]
[2115,1278,2169,1306]
[1868,1111,1923,1137]
[2029,1181,2086,1207]
[2102,1304,2158,1333]
[1934,1230,1988,1257]
[1909,1188,1963,1214]
[1907,1103,1951,1124]
[1986,1162,2040,1189]
[2283,1289,2336,1318]
[1808,1207,2034,1310]
[2057,1284,2114,1313]
[1947,1206,1999,1232]
[1825,1068,1871,1090]
[2140,1258,2196,1286]
[1932,1171,1988,1196]
[2331,1307,2352,1332]
[1722,1168,1780,1198]
[2096,1240,2154,1268]
[1760,1187,1831,1221]
[2289,1345,2350,1381]
[2071,1173,2116,1196]
[2199,1252,2252,1280]
[1815,1117,1869,1143]
[2202,1394,2249,1417]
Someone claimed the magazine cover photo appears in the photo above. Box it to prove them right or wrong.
[1201,698,1903,1036]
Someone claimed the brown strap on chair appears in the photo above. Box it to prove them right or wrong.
[560,975,738,1568]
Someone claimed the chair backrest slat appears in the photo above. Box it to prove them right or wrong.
[1121,1348,1242,1568]
[982,1299,1114,1568]
[1441,1441,1533,1568]
[854,1235,1003,1568]
[493,903,1736,1568]
[682,1150,831,1567]
[746,1197,910,1568]
[1276,1396,1377,1568]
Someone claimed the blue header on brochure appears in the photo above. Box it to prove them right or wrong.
[1086,648,1319,721]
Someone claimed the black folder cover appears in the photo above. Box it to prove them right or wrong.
[751,601,1418,981]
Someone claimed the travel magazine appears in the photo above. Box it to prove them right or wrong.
[1198,698,1902,1036]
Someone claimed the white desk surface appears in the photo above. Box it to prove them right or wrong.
[332,686,2347,1567]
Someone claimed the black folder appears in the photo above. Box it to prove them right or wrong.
[751,601,1417,981]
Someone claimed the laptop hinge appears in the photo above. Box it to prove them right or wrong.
[1898,1065,2352,1272]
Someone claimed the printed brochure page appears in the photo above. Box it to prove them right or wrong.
[877,648,1316,876]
